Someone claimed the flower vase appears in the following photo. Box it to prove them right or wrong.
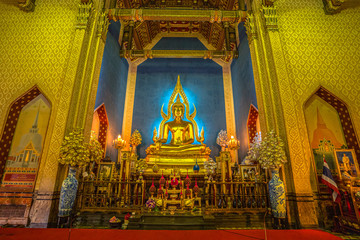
[268,168,286,218]
[58,166,79,217]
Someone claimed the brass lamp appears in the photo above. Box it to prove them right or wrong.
[113,135,126,164]
[113,135,126,150]
[227,135,240,151]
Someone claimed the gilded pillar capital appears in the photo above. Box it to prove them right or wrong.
[131,9,144,22]
[97,12,109,39]
[261,5,278,31]
[210,10,223,23]
[76,2,93,29]
[263,0,276,6]
[245,13,258,43]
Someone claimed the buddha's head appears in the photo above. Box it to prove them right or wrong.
[172,95,185,118]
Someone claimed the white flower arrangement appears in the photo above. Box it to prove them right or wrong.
[257,130,287,169]
[204,157,217,174]
[216,130,228,148]
[246,130,287,169]
[245,132,262,163]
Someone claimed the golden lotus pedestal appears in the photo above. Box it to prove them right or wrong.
[145,144,210,174]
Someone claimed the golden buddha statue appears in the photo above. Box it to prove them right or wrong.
[145,76,210,174]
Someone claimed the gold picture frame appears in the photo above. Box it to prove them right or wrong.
[334,149,359,181]
[240,165,259,181]
[97,162,115,180]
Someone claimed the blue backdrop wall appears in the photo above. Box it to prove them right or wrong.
[231,22,257,161]
[132,37,226,159]
[95,21,129,160]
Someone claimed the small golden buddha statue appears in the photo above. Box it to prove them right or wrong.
[145,76,210,174]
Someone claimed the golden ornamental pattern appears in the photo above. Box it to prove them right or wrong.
[0,1,79,192]
[0,1,77,128]
[275,0,360,175]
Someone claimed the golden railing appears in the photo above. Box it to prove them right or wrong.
[203,181,269,213]
[75,178,269,213]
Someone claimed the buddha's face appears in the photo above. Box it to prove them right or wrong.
[172,105,184,118]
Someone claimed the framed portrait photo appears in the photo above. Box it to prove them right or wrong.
[334,149,359,180]
[240,165,259,181]
[97,162,115,180]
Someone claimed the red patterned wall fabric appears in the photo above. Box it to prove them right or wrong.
[95,104,108,156]
[247,104,259,145]
[0,86,41,179]
[315,87,360,162]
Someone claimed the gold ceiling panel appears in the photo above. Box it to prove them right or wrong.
[133,21,160,49]
[115,0,241,59]
[125,20,235,52]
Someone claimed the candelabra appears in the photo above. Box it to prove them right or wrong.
[113,135,126,161]
[113,134,126,179]
[113,135,127,206]
[227,135,240,151]
[113,134,126,149]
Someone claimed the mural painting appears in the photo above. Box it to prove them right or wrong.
[304,95,346,176]
[1,95,51,190]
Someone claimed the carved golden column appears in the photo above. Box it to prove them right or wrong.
[29,1,101,228]
[66,1,110,140]
[245,0,318,228]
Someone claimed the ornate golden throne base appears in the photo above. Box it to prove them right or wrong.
[145,154,208,174]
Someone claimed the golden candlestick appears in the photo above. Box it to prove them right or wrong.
[113,134,127,206]
[113,134,126,150]
[227,136,240,151]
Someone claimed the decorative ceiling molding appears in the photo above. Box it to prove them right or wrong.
[144,32,216,50]
[120,49,237,59]
[107,8,245,23]
[120,20,237,52]
[115,0,239,9]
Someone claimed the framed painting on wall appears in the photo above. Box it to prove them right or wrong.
[97,162,115,180]
[334,149,359,180]
[240,165,259,181]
